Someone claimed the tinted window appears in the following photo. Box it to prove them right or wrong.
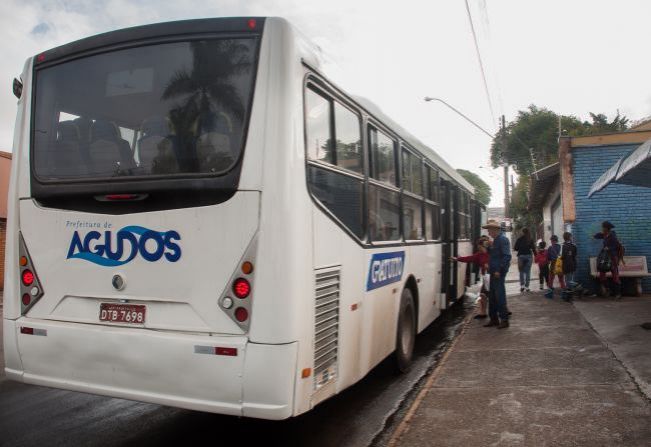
[425,203,441,240]
[308,166,364,238]
[369,128,397,186]
[402,149,422,196]
[306,88,333,164]
[334,103,362,173]
[368,184,401,241]
[403,196,423,240]
[426,167,440,202]
[33,39,258,181]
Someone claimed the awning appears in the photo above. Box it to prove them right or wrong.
[528,162,559,210]
[588,138,651,197]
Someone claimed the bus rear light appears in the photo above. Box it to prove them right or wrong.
[219,237,256,330]
[22,270,34,286]
[233,278,251,299]
[215,347,238,356]
[18,233,45,314]
[241,261,254,275]
[235,307,248,322]
[20,327,34,335]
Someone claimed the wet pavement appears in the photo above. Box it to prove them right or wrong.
[388,290,651,446]
[0,296,472,447]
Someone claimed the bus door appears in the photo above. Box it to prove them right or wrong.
[440,181,458,304]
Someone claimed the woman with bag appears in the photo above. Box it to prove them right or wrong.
[545,235,566,299]
[452,236,489,319]
[594,221,622,298]
[514,228,536,293]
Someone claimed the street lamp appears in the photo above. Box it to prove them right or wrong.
[424,96,509,216]
[423,97,495,138]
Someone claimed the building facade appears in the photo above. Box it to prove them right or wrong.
[530,130,651,292]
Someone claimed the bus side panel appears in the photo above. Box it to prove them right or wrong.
[412,243,442,333]
[311,209,365,397]
[4,58,33,321]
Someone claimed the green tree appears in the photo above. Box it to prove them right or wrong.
[490,105,629,176]
[456,169,492,205]
[582,112,629,134]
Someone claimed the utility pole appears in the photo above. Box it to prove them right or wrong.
[501,115,509,218]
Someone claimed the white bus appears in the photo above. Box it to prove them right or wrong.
[4,17,481,419]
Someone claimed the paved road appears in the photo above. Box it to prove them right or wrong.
[0,299,471,447]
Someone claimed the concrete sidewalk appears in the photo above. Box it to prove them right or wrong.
[389,291,651,446]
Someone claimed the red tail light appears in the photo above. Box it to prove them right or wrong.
[233,278,251,299]
[22,270,34,286]
[235,307,249,322]
[18,233,45,314]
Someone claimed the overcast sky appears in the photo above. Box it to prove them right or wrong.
[1,0,650,206]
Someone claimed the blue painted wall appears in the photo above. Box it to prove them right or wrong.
[572,143,651,291]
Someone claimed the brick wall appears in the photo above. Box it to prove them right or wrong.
[571,143,651,291]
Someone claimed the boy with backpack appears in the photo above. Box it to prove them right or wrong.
[545,235,566,298]
[534,241,549,290]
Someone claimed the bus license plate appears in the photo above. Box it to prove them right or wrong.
[99,303,146,324]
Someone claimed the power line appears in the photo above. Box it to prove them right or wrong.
[464,0,496,124]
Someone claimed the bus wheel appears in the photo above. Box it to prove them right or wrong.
[395,287,416,373]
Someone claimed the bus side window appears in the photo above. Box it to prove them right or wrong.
[425,166,441,240]
[306,88,334,164]
[306,85,365,239]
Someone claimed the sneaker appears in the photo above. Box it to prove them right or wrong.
[544,288,554,299]
[539,285,544,290]
[474,314,488,319]
[497,320,510,329]
[525,288,531,292]
[483,320,499,327]
[520,287,525,293]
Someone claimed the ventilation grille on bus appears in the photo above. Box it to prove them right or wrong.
[314,265,340,390]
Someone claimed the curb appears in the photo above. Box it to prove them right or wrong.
[386,310,475,447]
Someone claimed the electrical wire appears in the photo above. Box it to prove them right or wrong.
[464,0,496,125]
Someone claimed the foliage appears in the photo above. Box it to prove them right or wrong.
[490,105,629,176]
[456,169,492,205]
[509,177,541,235]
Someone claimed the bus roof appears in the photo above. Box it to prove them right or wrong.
[352,96,475,193]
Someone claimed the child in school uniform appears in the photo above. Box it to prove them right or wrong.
[535,241,549,290]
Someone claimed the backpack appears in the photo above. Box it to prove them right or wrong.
[597,248,612,273]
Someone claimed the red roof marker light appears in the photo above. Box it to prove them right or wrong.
[247,18,257,29]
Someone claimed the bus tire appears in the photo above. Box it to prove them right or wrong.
[395,287,416,373]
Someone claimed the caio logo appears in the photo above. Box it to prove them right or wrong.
[67,225,181,267]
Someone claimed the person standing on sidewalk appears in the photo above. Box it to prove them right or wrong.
[535,241,550,290]
[545,235,566,299]
[483,220,512,329]
[513,228,536,293]
[561,232,577,284]
[594,221,623,298]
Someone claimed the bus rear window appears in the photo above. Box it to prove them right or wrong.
[32,38,258,182]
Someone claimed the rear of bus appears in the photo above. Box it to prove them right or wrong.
[3,17,303,419]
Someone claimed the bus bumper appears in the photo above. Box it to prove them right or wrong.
[4,317,297,420]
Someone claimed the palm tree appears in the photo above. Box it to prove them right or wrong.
[161,39,253,170]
